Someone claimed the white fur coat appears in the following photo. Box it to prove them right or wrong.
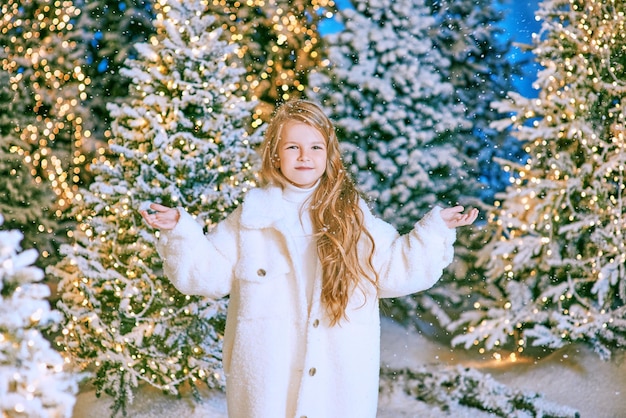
[156,186,456,418]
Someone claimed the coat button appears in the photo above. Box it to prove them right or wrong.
[308,367,316,376]
[257,269,266,277]
[312,319,319,328]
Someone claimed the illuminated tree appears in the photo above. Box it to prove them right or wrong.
[449,0,626,360]
[79,0,155,142]
[0,0,92,264]
[49,0,262,414]
[206,0,336,123]
[0,65,57,261]
[0,215,79,418]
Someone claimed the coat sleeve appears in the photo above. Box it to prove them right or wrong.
[368,205,457,299]
[155,206,240,299]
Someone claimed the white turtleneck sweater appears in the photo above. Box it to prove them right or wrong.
[281,182,318,310]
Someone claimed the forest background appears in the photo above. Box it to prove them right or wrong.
[1,0,625,417]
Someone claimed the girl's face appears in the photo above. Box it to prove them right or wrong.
[277,121,328,189]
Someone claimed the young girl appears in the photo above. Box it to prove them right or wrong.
[141,99,478,418]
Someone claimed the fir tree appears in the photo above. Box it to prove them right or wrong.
[449,0,626,360]
[206,0,336,122]
[309,0,473,235]
[380,365,579,417]
[384,0,519,336]
[0,139,57,264]
[49,0,262,414]
[0,64,57,262]
[426,0,518,201]
[0,215,80,418]
[0,0,92,265]
[78,0,155,143]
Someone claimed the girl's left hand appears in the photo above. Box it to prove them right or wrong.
[440,206,479,229]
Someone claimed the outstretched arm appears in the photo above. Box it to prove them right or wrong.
[139,202,239,299]
[440,206,479,229]
[373,205,457,298]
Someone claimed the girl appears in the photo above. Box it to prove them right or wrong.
[141,99,478,418]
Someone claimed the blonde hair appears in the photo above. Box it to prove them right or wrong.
[259,99,378,326]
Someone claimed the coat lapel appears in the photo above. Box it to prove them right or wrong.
[239,186,314,321]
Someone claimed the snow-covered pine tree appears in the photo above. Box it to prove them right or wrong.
[380,365,579,417]
[0,0,92,265]
[206,0,336,121]
[78,0,155,143]
[426,0,518,201]
[383,0,519,335]
[448,0,626,360]
[48,0,262,415]
[309,0,473,235]
[0,214,79,418]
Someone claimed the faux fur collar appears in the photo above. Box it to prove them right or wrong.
[239,185,378,233]
[239,186,287,229]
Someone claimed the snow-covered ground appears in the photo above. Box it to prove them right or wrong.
[378,319,626,417]
[72,317,626,417]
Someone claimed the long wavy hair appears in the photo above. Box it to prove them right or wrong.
[259,99,378,326]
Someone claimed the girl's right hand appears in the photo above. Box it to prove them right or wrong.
[140,203,180,230]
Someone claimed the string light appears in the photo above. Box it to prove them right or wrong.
[155,0,339,123]
[462,0,626,358]
[1,0,91,219]
[50,0,268,407]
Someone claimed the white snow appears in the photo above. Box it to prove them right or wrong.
[72,317,626,417]
[379,318,626,417]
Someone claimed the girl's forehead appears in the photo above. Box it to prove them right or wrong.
[281,119,322,135]
[281,120,323,136]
